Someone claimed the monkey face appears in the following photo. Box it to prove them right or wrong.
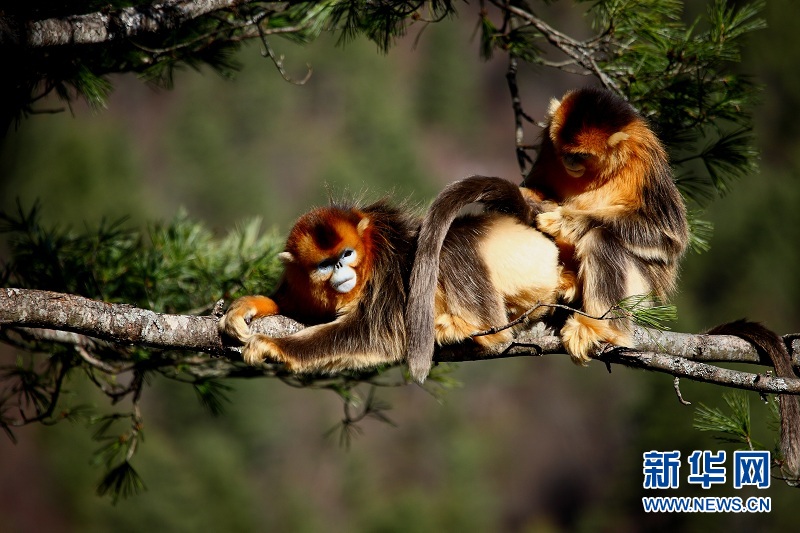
[281,207,373,313]
[557,128,630,182]
[547,88,636,184]
[560,152,591,178]
[313,247,359,294]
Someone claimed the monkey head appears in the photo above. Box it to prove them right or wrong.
[545,87,644,188]
[280,207,373,316]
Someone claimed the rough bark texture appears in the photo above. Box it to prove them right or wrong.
[2,287,800,396]
[24,0,247,47]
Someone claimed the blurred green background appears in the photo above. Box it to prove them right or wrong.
[2,1,800,531]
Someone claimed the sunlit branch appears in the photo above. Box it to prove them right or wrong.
[1,288,799,398]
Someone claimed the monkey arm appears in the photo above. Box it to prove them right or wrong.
[539,204,678,253]
[541,204,636,240]
[240,313,404,373]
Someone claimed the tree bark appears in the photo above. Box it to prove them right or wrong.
[2,287,800,395]
[25,0,247,47]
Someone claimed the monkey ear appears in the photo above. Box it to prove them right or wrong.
[278,251,295,264]
[547,97,562,118]
[356,217,370,236]
[607,131,630,147]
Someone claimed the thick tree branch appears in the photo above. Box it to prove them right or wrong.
[25,0,249,47]
[1,288,799,396]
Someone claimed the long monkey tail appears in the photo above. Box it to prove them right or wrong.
[707,319,800,484]
[405,176,537,384]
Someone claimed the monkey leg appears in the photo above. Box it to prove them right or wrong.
[433,273,518,351]
[556,266,580,304]
[563,228,635,364]
[241,334,283,366]
[434,312,514,349]
[218,295,280,343]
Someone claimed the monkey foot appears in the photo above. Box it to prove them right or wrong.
[242,335,280,366]
[560,314,632,365]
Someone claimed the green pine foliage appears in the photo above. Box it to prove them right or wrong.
[693,391,787,464]
[0,0,773,504]
[694,391,760,449]
[1,202,284,310]
[0,203,287,500]
[616,294,679,331]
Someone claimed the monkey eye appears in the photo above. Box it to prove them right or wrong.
[339,248,357,265]
[562,153,591,166]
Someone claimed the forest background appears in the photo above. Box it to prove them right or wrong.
[1,1,799,531]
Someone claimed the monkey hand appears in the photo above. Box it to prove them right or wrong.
[218,295,280,344]
[536,206,564,237]
[557,269,580,303]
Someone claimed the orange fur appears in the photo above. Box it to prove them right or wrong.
[217,295,280,343]
[223,177,565,379]
[220,207,377,345]
[220,200,418,373]
[278,208,374,321]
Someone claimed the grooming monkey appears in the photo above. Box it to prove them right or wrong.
[219,176,564,374]
[522,86,689,364]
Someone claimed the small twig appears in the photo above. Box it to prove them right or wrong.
[494,2,622,95]
[673,376,692,405]
[472,301,630,338]
[75,345,132,375]
[505,56,535,177]
[27,107,66,115]
[130,17,307,56]
[256,18,312,85]
[471,301,545,337]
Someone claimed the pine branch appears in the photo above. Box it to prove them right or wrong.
[495,1,622,94]
[25,0,250,47]
[2,288,800,396]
